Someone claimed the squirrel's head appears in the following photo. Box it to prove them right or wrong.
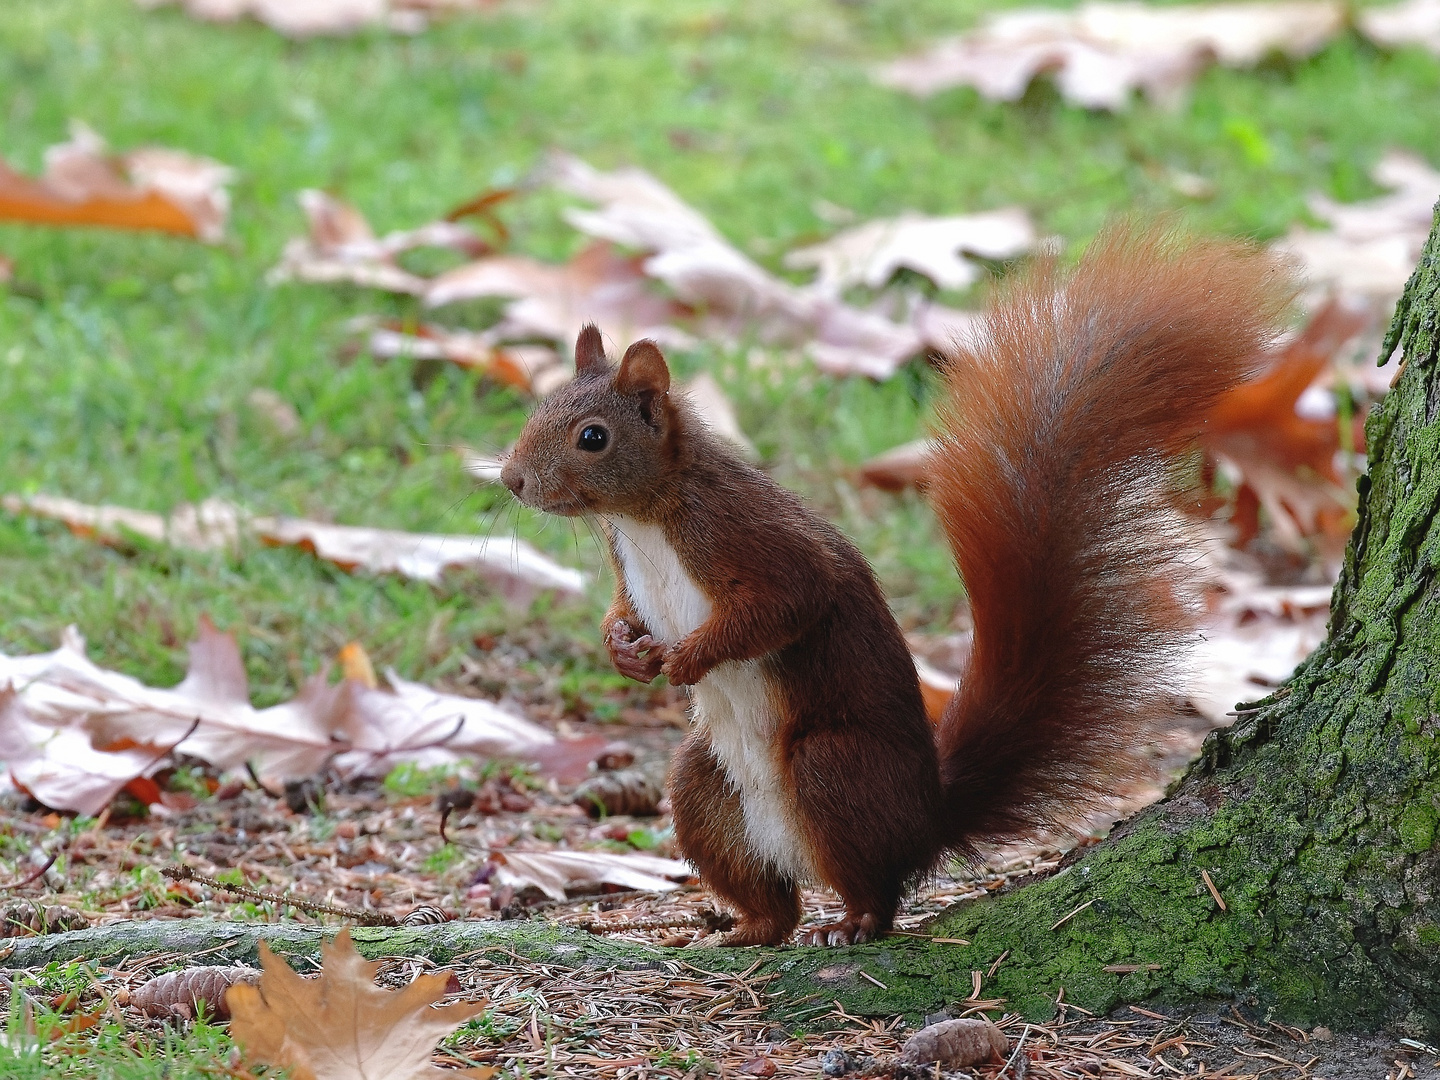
[501,324,677,517]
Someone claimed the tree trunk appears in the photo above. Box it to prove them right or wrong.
[8,217,1439,1038]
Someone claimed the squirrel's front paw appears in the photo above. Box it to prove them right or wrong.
[605,620,666,683]
[660,643,709,687]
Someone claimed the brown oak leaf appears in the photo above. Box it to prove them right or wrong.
[226,928,489,1080]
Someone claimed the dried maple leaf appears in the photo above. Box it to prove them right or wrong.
[0,122,231,240]
[227,929,488,1080]
[875,1,1344,110]
[784,209,1035,295]
[424,243,689,350]
[361,323,569,395]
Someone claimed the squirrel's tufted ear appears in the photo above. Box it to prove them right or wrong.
[616,340,671,428]
[575,324,608,374]
[616,340,671,397]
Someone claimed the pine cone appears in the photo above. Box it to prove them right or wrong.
[131,965,260,1022]
[0,901,88,937]
[572,768,664,818]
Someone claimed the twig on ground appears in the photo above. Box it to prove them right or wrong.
[0,852,58,892]
[162,865,399,926]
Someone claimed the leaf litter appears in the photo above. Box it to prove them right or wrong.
[0,621,596,816]
[0,691,1412,1077]
[272,155,1037,382]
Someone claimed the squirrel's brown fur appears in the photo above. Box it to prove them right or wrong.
[501,225,1295,946]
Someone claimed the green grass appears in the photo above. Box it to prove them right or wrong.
[4,0,1440,703]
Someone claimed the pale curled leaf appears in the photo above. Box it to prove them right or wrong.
[1360,0,1440,55]
[227,929,486,1080]
[875,2,1345,110]
[1273,150,1440,310]
[2,492,585,597]
[489,849,693,901]
[423,243,689,351]
[0,121,231,240]
[269,189,485,295]
[138,0,491,37]
[784,209,1036,294]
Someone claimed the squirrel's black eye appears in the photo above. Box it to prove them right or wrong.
[577,424,609,452]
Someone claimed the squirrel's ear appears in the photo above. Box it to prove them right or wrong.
[575,323,608,374]
[616,340,671,397]
[616,340,671,428]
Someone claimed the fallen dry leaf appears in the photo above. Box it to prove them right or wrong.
[1359,0,1440,55]
[423,242,690,352]
[1190,589,1331,722]
[2,492,585,599]
[137,0,498,37]
[545,153,929,378]
[227,928,487,1080]
[0,620,569,814]
[875,1,1345,110]
[858,437,932,492]
[0,122,231,240]
[1202,300,1369,549]
[360,322,570,395]
[1273,149,1440,313]
[276,155,1010,381]
[784,209,1036,295]
[487,849,694,902]
[270,189,489,296]
[0,678,172,819]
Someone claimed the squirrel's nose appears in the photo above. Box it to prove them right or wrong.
[500,461,526,499]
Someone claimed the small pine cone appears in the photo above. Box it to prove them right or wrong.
[401,904,450,925]
[0,901,88,937]
[572,768,663,818]
[131,966,260,1022]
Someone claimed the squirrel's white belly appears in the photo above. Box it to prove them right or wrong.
[607,517,815,882]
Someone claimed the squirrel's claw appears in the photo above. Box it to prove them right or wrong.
[606,622,666,683]
[799,912,878,946]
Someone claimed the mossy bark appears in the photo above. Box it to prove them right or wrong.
[8,218,1440,1037]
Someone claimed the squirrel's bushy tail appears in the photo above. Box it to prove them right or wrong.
[928,224,1296,858]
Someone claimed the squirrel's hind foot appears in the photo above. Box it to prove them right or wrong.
[800,912,879,946]
[715,920,791,947]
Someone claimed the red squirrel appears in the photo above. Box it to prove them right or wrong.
[500,226,1294,946]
